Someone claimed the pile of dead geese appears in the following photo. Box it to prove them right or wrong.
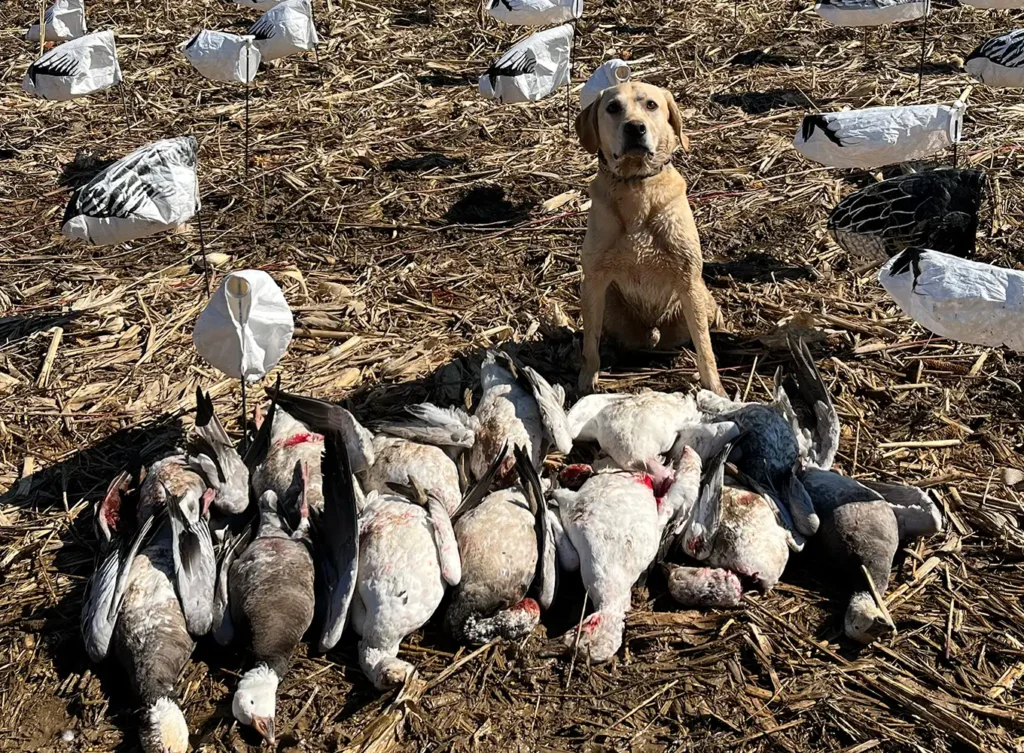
[82,337,942,752]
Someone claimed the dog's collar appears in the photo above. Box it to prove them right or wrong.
[597,150,666,183]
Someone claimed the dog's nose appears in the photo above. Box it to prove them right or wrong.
[623,121,647,141]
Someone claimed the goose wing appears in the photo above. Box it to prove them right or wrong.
[81,509,160,662]
[515,444,556,610]
[375,403,477,448]
[166,488,216,636]
[316,428,360,652]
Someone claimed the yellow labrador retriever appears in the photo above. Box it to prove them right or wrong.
[575,81,725,396]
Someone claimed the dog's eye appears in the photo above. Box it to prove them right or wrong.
[646,100,658,111]
[606,101,622,114]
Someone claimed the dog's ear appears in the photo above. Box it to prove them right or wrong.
[575,99,601,155]
[665,90,690,153]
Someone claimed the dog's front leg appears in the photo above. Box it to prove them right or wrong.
[579,271,609,394]
[681,289,726,397]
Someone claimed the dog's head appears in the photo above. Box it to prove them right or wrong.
[575,82,688,179]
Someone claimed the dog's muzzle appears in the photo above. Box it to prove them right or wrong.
[620,120,652,156]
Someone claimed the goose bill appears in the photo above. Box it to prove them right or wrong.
[252,715,275,745]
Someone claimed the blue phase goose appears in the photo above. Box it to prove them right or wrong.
[695,335,840,539]
[81,459,217,753]
[221,420,358,744]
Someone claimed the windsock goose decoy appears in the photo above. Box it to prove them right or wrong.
[61,136,199,246]
[446,445,556,645]
[879,248,1024,353]
[828,169,985,264]
[551,446,701,663]
[81,471,206,753]
[567,390,739,481]
[696,335,839,537]
[22,29,120,101]
[27,0,87,42]
[377,351,572,486]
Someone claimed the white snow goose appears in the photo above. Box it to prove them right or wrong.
[828,169,985,264]
[567,390,739,484]
[966,29,1024,88]
[550,445,701,663]
[376,350,572,487]
[61,136,199,246]
[446,445,556,645]
[351,481,462,688]
[696,335,840,538]
[81,461,216,753]
[221,424,358,743]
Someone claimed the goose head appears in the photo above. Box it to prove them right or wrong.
[139,698,189,753]
[233,664,278,745]
[845,591,896,645]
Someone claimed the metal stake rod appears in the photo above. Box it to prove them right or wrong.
[566,18,578,134]
[196,200,210,295]
[917,6,929,100]
[245,53,252,178]
[240,376,248,455]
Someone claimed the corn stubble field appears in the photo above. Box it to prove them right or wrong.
[3,0,1024,750]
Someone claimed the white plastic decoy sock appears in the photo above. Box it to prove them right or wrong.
[249,0,319,63]
[793,102,964,169]
[879,248,1024,353]
[479,24,574,104]
[814,0,929,28]
[62,136,199,245]
[27,0,87,42]
[579,59,630,109]
[22,29,121,101]
[485,0,581,27]
[193,270,294,382]
[183,31,261,84]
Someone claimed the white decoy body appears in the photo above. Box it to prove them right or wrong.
[351,489,460,688]
[551,448,701,663]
